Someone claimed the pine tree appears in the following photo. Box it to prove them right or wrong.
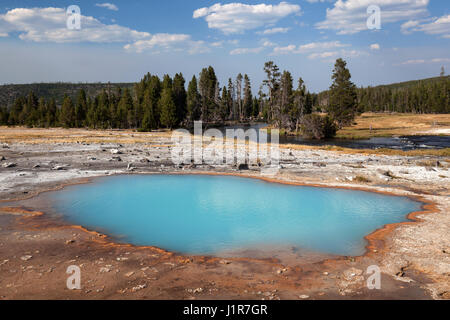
[251,97,260,119]
[37,97,46,127]
[75,89,87,127]
[147,76,162,126]
[159,87,177,129]
[186,75,201,123]
[291,77,307,132]
[97,90,110,128]
[198,66,218,122]
[140,88,157,131]
[243,74,253,119]
[20,91,38,126]
[280,71,294,128]
[263,61,281,127]
[46,98,57,127]
[9,96,25,125]
[227,78,235,120]
[236,73,243,120]
[162,74,173,90]
[86,96,98,128]
[328,58,358,128]
[117,88,133,128]
[59,95,75,128]
[219,86,229,121]
[173,73,187,125]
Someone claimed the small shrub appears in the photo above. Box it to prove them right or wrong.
[354,176,371,183]
[383,170,398,179]
[300,114,337,140]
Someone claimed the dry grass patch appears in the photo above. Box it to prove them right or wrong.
[354,176,371,183]
[336,113,450,139]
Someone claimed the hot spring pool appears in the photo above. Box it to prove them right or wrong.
[48,175,422,256]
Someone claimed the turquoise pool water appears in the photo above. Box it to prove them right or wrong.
[49,175,422,256]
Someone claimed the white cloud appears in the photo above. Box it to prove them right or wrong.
[193,2,300,34]
[305,0,332,3]
[0,7,149,43]
[272,44,297,55]
[308,49,365,60]
[211,41,224,47]
[270,41,349,55]
[95,3,119,11]
[370,43,380,50]
[308,51,338,59]
[431,58,450,63]
[297,40,348,52]
[229,47,264,55]
[316,0,429,35]
[261,39,277,47]
[0,7,211,55]
[258,27,290,35]
[399,58,450,65]
[401,14,450,38]
[125,34,210,54]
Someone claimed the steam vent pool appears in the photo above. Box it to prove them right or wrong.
[48,175,423,256]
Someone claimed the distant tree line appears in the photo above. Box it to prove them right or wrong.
[0,69,262,131]
[1,59,448,139]
[0,82,134,109]
[316,75,450,114]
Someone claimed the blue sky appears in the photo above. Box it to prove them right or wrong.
[0,0,449,92]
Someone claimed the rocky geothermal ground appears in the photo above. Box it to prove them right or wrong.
[0,127,448,300]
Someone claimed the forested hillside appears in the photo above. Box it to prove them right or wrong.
[316,75,450,113]
[0,82,134,108]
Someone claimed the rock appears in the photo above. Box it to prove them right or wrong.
[2,162,16,168]
[65,239,75,244]
[187,288,203,294]
[313,162,326,167]
[52,165,67,170]
[343,267,363,280]
[0,156,5,161]
[299,295,310,299]
[125,271,135,277]
[87,157,97,161]
[99,267,111,273]
[111,156,122,162]
[127,163,134,171]
[131,284,147,292]
[110,149,122,155]
[32,164,40,168]
[20,255,32,261]
[276,268,287,275]
[116,257,129,261]
[238,163,249,170]
[140,158,150,163]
